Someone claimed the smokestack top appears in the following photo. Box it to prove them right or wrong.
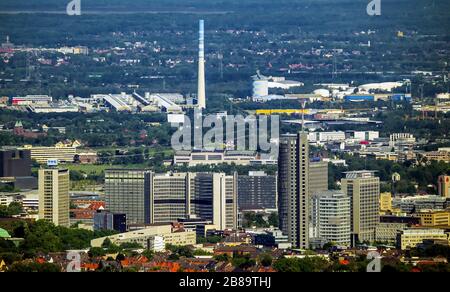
[199,20,205,59]
[197,19,206,110]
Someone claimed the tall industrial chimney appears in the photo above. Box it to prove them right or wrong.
[197,20,206,110]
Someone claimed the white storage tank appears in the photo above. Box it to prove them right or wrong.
[253,80,269,98]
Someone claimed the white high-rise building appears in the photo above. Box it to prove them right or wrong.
[311,191,351,247]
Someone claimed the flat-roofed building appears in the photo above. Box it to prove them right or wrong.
[341,170,380,246]
[309,160,328,196]
[397,228,449,250]
[278,133,310,249]
[0,149,32,177]
[237,171,277,211]
[380,192,393,214]
[105,170,238,230]
[174,151,256,167]
[393,195,446,213]
[12,95,52,106]
[422,150,450,163]
[90,223,196,248]
[417,209,450,227]
[152,173,189,224]
[188,172,238,230]
[311,190,351,247]
[21,145,77,164]
[0,195,13,206]
[105,169,152,226]
[38,167,70,227]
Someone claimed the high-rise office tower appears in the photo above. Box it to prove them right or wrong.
[278,132,310,249]
[151,173,189,224]
[0,148,36,189]
[309,160,329,195]
[197,19,206,109]
[38,166,70,227]
[341,170,380,246]
[0,149,32,177]
[105,170,238,230]
[311,190,351,247]
[237,171,277,211]
[188,172,238,230]
[105,169,152,225]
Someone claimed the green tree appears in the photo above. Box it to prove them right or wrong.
[88,247,106,258]
[231,255,256,269]
[259,253,273,267]
[274,257,330,272]
[7,262,61,272]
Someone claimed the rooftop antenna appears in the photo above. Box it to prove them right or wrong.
[301,100,307,133]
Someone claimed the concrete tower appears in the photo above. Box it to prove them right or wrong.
[197,20,206,110]
[278,132,310,249]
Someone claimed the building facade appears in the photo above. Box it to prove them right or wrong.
[397,228,449,250]
[38,167,70,227]
[188,172,238,230]
[237,171,277,211]
[309,160,329,195]
[310,190,351,247]
[151,173,189,224]
[0,149,32,178]
[416,209,450,227]
[91,223,196,249]
[278,133,309,249]
[21,145,77,164]
[438,175,450,198]
[93,210,127,233]
[341,171,380,245]
[105,170,238,230]
[380,192,393,214]
[105,169,152,225]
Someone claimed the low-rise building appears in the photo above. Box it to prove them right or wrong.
[393,195,446,213]
[91,223,196,249]
[421,150,450,163]
[174,151,256,167]
[21,144,78,164]
[417,209,450,227]
[380,192,393,214]
[397,228,449,250]
[376,222,409,244]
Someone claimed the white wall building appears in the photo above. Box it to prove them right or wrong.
[308,131,346,143]
[148,235,165,252]
[311,191,351,247]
